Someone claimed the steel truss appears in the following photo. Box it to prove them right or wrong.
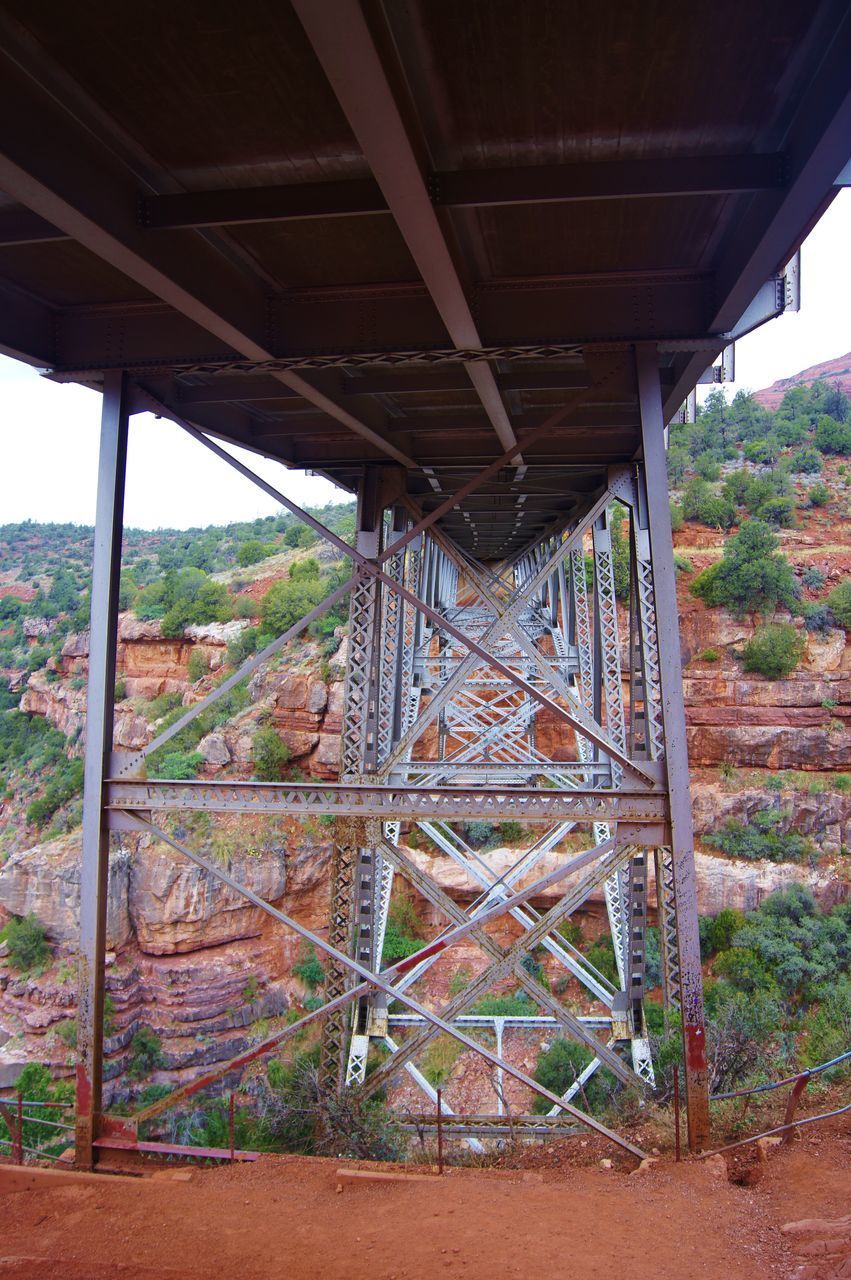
[75,349,709,1169]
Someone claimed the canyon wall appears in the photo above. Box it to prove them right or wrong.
[1,564,849,1098]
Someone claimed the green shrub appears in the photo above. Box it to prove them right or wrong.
[462,819,496,849]
[644,925,662,990]
[814,414,851,455]
[227,626,259,668]
[556,918,583,948]
[669,502,684,532]
[472,991,537,1017]
[259,575,325,637]
[682,478,736,528]
[802,566,825,590]
[723,887,851,1002]
[293,946,325,991]
[252,726,291,781]
[26,757,84,827]
[187,649,208,682]
[0,595,23,620]
[741,623,804,679]
[756,496,795,527]
[448,965,472,996]
[127,1026,165,1080]
[699,908,746,957]
[56,1018,77,1048]
[417,1035,462,1088]
[691,520,798,615]
[533,1038,615,1113]
[792,445,822,474]
[743,435,780,465]
[1,913,51,972]
[381,923,422,965]
[136,567,233,636]
[26,644,50,673]
[700,647,720,662]
[151,750,203,780]
[694,451,721,481]
[283,525,318,549]
[114,677,126,701]
[143,689,184,722]
[498,820,525,844]
[826,580,851,628]
[236,539,274,567]
[584,937,618,984]
[704,812,812,864]
[807,483,831,508]
[799,979,851,1073]
[289,558,320,580]
[2,1063,73,1152]
[803,602,834,633]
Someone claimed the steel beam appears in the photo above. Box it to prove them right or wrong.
[134,153,785,231]
[0,281,55,366]
[0,35,414,470]
[292,0,519,456]
[75,371,129,1168]
[106,779,666,823]
[432,153,787,206]
[663,8,851,421]
[636,344,709,1150]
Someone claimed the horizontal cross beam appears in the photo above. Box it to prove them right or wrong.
[106,779,669,823]
[131,153,785,231]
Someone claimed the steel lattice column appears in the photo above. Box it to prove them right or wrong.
[629,471,682,1016]
[76,371,129,1168]
[636,344,710,1150]
[320,468,385,1099]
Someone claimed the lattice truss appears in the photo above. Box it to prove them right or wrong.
[102,437,697,1159]
[336,470,680,1122]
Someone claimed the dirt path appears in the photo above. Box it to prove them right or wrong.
[0,1121,848,1280]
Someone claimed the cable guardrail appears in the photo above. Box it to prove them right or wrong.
[709,1049,851,1102]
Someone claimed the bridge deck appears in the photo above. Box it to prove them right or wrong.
[0,2,848,553]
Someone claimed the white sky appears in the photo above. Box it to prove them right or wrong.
[1,189,849,531]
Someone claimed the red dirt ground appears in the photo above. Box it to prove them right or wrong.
[0,1118,848,1279]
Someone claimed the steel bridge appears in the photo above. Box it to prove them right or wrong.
[0,1,848,1165]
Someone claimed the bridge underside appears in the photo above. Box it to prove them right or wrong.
[0,1,848,1164]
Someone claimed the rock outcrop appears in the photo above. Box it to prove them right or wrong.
[0,825,334,1096]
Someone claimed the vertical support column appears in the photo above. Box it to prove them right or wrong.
[636,344,710,1151]
[631,469,682,1016]
[322,467,385,1097]
[76,371,129,1168]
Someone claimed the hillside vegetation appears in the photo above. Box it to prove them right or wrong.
[0,502,355,845]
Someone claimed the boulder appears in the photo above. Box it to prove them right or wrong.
[113,712,152,751]
[312,733,341,776]
[278,728,319,758]
[198,733,231,767]
[307,677,328,714]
